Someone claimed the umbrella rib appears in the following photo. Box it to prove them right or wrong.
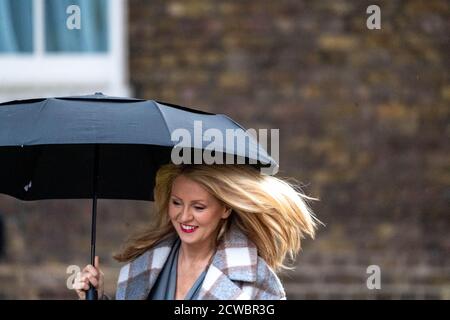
[152,101,172,141]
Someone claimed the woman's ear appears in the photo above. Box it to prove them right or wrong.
[222,207,232,219]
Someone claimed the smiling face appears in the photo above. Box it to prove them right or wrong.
[168,174,231,246]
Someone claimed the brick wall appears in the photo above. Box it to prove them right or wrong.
[127,0,449,299]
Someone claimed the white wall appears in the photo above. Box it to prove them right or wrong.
[0,0,130,102]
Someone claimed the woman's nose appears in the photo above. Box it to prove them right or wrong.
[177,206,193,222]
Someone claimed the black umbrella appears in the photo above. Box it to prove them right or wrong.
[0,93,277,299]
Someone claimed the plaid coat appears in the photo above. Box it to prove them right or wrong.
[115,223,286,300]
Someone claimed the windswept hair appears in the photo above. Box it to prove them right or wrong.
[114,164,321,272]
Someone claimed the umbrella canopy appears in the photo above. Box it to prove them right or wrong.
[0,93,277,201]
[0,93,277,299]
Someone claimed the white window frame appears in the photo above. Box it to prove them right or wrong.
[0,0,129,101]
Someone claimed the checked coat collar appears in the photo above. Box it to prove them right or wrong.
[115,222,286,300]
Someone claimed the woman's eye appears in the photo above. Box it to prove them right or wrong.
[194,207,205,211]
[172,200,180,206]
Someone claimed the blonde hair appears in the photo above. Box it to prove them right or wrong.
[114,164,320,272]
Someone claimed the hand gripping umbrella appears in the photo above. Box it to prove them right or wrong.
[0,93,278,299]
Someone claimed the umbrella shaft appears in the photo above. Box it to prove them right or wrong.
[90,195,97,265]
[90,145,99,266]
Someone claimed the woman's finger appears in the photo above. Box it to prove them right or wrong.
[94,256,100,269]
[79,274,90,283]
[74,280,89,291]
[87,275,98,288]
[85,265,99,277]
[82,265,90,273]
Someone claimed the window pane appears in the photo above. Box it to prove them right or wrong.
[45,0,108,53]
[0,0,33,53]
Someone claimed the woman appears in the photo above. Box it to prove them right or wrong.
[75,163,320,300]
